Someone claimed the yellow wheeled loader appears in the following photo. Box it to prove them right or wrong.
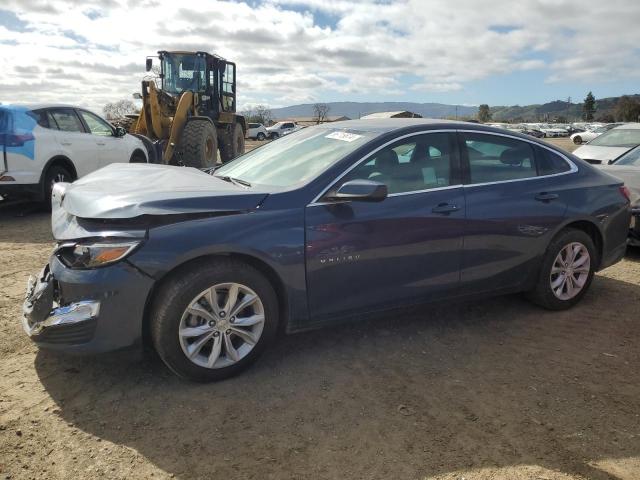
[130,51,246,168]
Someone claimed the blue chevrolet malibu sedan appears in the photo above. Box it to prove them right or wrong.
[23,119,631,381]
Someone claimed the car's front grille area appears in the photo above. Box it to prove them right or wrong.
[34,319,97,345]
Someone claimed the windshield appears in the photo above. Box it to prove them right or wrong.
[162,54,206,95]
[589,128,640,147]
[613,146,640,166]
[215,126,379,188]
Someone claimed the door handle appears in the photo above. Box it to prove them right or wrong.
[535,192,559,202]
[432,203,460,214]
[60,141,72,146]
[96,142,106,146]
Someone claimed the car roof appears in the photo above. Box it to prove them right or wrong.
[0,103,95,111]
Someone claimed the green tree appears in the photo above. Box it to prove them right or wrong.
[477,104,492,123]
[582,92,596,121]
[615,96,640,122]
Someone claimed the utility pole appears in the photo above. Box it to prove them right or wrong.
[455,105,458,120]
[567,96,571,122]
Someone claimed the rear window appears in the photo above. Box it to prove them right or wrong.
[589,128,640,147]
[50,109,84,133]
[30,109,50,128]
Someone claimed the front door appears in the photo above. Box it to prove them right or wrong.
[305,132,465,325]
[77,109,126,167]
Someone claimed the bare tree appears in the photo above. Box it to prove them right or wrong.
[103,100,139,120]
[313,103,330,124]
[253,105,273,126]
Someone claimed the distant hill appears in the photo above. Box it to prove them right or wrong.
[270,95,640,123]
[270,101,477,120]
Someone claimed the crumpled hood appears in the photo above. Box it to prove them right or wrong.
[573,145,631,163]
[56,163,269,219]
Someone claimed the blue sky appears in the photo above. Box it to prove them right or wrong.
[1,0,639,111]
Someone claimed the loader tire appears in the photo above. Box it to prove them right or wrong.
[179,120,217,168]
[220,122,245,164]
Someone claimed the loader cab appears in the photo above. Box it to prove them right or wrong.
[155,51,237,116]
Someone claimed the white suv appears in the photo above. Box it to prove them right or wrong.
[266,121,300,139]
[0,104,147,205]
[246,123,268,141]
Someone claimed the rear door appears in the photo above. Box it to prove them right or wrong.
[458,131,572,294]
[77,109,126,167]
[305,131,465,324]
[48,108,98,177]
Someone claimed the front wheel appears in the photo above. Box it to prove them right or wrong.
[256,132,266,141]
[526,229,597,310]
[270,132,279,140]
[573,136,582,144]
[151,260,279,382]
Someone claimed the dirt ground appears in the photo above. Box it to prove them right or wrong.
[1,138,640,480]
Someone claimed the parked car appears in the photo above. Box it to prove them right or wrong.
[573,123,640,164]
[538,124,569,138]
[266,121,300,139]
[571,123,622,145]
[598,145,640,246]
[23,119,631,381]
[0,104,147,205]
[246,123,268,141]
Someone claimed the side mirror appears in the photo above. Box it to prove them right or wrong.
[328,179,387,202]
[132,92,142,100]
[114,126,127,137]
[145,58,153,72]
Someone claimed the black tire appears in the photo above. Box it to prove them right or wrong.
[177,120,217,168]
[256,132,266,141]
[270,132,279,140]
[43,164,72,209]
[573,136,582,145]
[526,228,597,310]
[150,259,279,382]
[220,122,245,163]
[129,150,147,163]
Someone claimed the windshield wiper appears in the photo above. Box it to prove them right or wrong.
[215,175,252,188]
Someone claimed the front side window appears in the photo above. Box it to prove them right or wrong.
[462,133,536,184]
[78,110,113,136]
[215,126,379,188]
[162,54,206,95]
[50,109,84,133]
[589,128,640,147]
[341,133,453,194]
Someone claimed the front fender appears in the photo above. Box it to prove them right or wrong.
[127,208,309,329]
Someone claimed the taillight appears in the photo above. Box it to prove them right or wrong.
[4,132,35,147]
[620,186,631,203]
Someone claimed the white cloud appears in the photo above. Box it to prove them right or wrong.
[0,0,639,112]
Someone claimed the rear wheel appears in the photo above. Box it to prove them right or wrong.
[150,259,279,382]
[526,229,597,310]
[220,123,245,163]
[43,164,72,209]
[573,135,582,144]
[178,120,217,168]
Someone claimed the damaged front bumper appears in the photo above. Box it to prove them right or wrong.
[22,255,154,354]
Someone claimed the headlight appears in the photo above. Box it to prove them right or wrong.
[56,240,142,269]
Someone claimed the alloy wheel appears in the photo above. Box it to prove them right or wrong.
[549,242,591,300]
[178,283,265,369]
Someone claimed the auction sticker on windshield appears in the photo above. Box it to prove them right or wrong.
[325,131,363,142]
